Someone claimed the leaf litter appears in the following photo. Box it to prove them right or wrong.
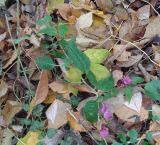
[1,0,160,145]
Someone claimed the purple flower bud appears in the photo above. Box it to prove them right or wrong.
[100,103,108,114]
[99,125,109,138]
[103,111,112,120]
[121,75,132,86]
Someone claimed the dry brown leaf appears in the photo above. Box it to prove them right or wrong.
[3,50,18,69]
[0,80,8,98]
[0,32,6,42]
[137,5,150,20]
[49,81,68,94]
[115,105,148,123]
[113,45,131,62]
[73,84,94,93]
[46,99,71,129]
[115,6,129,21]
[28,70,48,116]
[95,0,113,13]
[43,90,56,104]
[67,111,85,132]
[2,100,22,124]
[117,55,143,67]
[144,17,160,38]
[112,70,123,85]
[119,21,132,39]
[152,104,160,124]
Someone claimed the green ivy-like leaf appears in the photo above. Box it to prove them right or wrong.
[144,80,160,100]
[64,38,90,74]
[124,86,133,101]
[47,128,57,139]
[132,76,144,85]
[35,56,55,70]
[83,100,98,123]
[58,23,68,37]
[128,129,138,143]
[39,26,57,36]
[36,15,52,25]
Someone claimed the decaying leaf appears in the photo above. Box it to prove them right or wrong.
[152,104,160,124]
[46,99,71,129]
[29,70,48,115]
[0,80,8,98]
[2,100,22,124]
[2,129,14,145]
[43,90,56,104]
[137,5,150,20]
[115,105,148,123]
[17,131,40,145]
[112,70,123,85]
[76,12,93,30]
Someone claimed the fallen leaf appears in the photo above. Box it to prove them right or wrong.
[95,0,113,13]
[2,100,22,124]
[137,5,150,20]
[76,12,93,30]
[0,80,8,98]
[112,70,123,85]
[67,110,85,132]
[20,0,31,5]
[29,70,48,116]
[46,99,71,129]
[0,32,6,42]
[115,105,148,123]
[117,55,143,67]
[124,92,142,113]
[17,131,40,145]
[2,129,14,145]
[29,34,40,47]
[113,45,131,62]
[115,6,129,21]
[43,90,56,104]
[3,50,18,69]
[144,17,160,38]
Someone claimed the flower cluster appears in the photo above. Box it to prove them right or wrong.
[118,75,132,88]
[99,124,109,138]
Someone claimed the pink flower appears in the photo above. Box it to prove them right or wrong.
[100,103,112,120]
[99,125,109,138]
[103,111,112,120]
[121,75,132,86]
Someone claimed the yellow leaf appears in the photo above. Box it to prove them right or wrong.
[84,49,109,64]
[17,131,40,145]
[43,90,56,104]
[47,0,64,13]
[66,67,82,84]
[90,63,110,81]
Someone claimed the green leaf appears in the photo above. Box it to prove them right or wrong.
[47,128,57,138]
[35,56,55,70]
[118,133,127,144]
[112,143,123,145]
[146,132,153,141]
[96,75,114,91]
[36,15,52,25]
[58,23,68,37]
[83,100,98,123]
[14,35,30,44]
[128,129,138,143]
[145,80,160,100]
[84,49,109,63]
[39,26,57,36]
[132,76,144,85]
[64,38,90,74]
[90,63,110,81]
[103,88,118,99]
[124,86,133,101]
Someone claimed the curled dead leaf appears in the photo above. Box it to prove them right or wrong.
[0,80,8,98]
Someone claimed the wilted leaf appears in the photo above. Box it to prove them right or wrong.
[76,12,93,30]
[0,80,8,98]
[29,70,48,115]
[67,111,84,132]
[144,17,160,38]
[112,70,123,85]
[95,0,113,13]
[2,100,22,124]
[124,92,142,113]
[137,5,150,20]
[152,104,160,124]
[2,129,14,145]
[84,49,109,64]
[17,131,40,145]
[46,99,71,129]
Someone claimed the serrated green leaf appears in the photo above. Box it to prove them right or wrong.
[39,26,57,36]
[66,67,82,83]
[58,23,68,37]
[145,80,160,100]
[35,56,55,70]
[84,49,109,64]
[64,38,90,74]
[124,86,133,101]
[47,128,57,139]
[90,63,110,81]
[132,76,144,85]
[83,100,98,123]
[146,132,153,141]
[36,15,52,25]
[128,129,138,143]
